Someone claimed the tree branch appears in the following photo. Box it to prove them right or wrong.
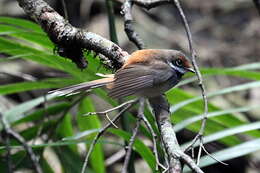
[122,0,145,49]
[149,96,204,173]
[172,0,208,156]
[149,95,182,173]
[17,0,129,70]
[140,107,166,171]
[81,99,138,173]
[121,99,144,173]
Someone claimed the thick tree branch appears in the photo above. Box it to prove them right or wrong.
[122,0,145,49]
[17,0,128,70]
[149,96,182,173]
[149,96,203,173]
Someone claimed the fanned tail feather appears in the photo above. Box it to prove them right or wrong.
[49,77,114,96]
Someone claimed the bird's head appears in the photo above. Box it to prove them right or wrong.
[163,50,195,74]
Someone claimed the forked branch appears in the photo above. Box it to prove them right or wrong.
[81,99,138,173]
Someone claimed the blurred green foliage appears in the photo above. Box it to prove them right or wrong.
[1,17,260,173]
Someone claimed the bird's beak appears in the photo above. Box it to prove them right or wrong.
[186,67,195,73]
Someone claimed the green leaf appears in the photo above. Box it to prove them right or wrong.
[0,23,52,49]
[171,81,260,113]
[179,63,260,87]
[41,157,56,173]
[0,53,32,62]
[77,97,105,173]
[0,94,56,131]
[234,62,260,70]
[0,37,85,80]
[18,120,55,141]
[182,121,260,149]
[55,146,87,173]
[0,37,103,81]
[56,113,78,153]
[108,128,156,171]
[0,17,43,32]
[201,68,260,81]
[174,105,259,132]
[167,89,248,146]
[14,102,71,125]
[0,78,79,95]
[63,129,100,141]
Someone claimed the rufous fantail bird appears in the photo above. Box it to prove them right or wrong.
[50,49,195,98]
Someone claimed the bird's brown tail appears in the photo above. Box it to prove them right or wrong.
[49,77,114,96]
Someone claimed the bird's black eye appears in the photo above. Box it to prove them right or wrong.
[175,59,183,67]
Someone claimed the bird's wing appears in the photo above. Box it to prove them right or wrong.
[108,64,173,98]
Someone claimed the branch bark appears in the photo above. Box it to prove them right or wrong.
[149,96,203,173]
[122,0,145,49]
[17,0,128,70]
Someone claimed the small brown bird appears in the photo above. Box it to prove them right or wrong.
[51,49,194,98]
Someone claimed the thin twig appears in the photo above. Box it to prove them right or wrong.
[140,111,166,171]
[84,99,137,116]
[200,144,228,166]
[121,117,141,173]
[0,113,43,173]
[81,99,138,173]
[121,99,144,173]
[177,151,203,173]
[196,142,203,165]
[105,113,118,128]
[172,0,208,155]
[122,0,145,49]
